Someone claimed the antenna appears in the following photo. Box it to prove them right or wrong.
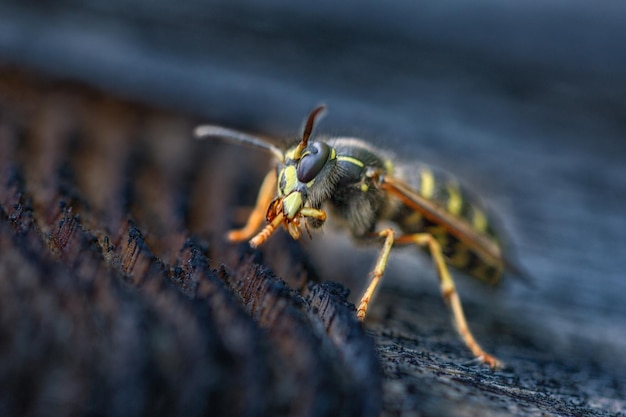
[293,105,326,159]
[194,125,284,161]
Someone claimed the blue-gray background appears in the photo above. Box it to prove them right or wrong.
[2,0,625,374]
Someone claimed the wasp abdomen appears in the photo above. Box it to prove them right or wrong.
[392,164,504,285]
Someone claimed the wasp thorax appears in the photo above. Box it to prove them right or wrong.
[297,142,331,183]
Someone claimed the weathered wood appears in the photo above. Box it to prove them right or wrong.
[0,72,381,417]
[3,63,626,416]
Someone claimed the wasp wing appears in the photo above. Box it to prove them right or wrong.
[379,174,505,271]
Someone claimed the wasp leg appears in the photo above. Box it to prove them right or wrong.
[228,169,277,242]
[250,212,284,248]
[299,207,327,221]
[395,233,502,369]
[356,228,395,320]
[284,207,326,241]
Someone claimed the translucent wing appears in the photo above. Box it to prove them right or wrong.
[380,174,504,272]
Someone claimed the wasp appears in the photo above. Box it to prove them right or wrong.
[195,106,523,368]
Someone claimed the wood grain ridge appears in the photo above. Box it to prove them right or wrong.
[0,70,381,417]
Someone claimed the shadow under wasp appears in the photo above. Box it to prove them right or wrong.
[195,105,525,368]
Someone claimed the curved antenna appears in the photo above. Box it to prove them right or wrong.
[194,125,284,161]
[293,105,326,159]
[302,105,326,147]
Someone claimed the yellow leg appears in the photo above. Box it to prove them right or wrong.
[357,228,395,320]
[250,212,284,248]
[227,169,277,242]
[299,207,327,220]
[396,233,502,369]
[285,207,327,240]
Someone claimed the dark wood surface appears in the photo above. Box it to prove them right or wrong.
[0,75,381,417]
[1,2,625,416]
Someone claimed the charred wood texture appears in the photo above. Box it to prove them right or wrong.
[0,71,380,417]
[3,1,626,414]
[1,67,625,417]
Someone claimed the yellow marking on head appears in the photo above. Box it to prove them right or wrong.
[337,155,365,168]
[472,208,488,233]
[419,168,435,199]
[283,192,303,219]
[330,148,337,160]
[285,147,299,161]
[278,165,298,196]
[446,184,463,216]
[360,183,369,193]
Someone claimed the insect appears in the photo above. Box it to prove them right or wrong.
[195,105,522,368]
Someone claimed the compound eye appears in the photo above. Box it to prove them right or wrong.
[297,142,331,183]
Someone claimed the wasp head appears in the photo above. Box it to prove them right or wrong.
[251,106,335,246]
[278,105,340,215]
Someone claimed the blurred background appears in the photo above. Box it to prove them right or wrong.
[1,0,625,414]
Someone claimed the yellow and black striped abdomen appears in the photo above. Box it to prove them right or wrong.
[390,164,504,285]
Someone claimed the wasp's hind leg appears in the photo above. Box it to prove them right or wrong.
[356,228,395,320]
[227,169,277,242]
[395,233,502,369]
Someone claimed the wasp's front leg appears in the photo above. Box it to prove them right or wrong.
[299,207,327,223]
[227,169,277,242]
[286,207,327,241]
[249,205,326,247]
[356,228,395,320]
